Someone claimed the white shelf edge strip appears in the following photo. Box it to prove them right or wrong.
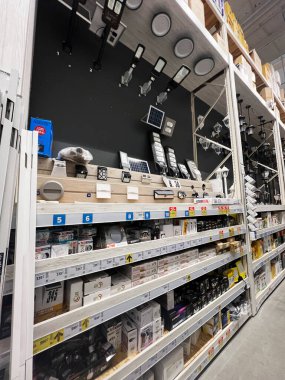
[254,205,285,213]
[253,243,285,273]
[33,253,247,352]
[256,270,285,312]
[34,225,246,287]
[104,281,248,380]
[251,223,285,241]
[36,203,243,227]
[175,312,251,380]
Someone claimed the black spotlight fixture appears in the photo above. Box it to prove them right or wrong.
[258,116,266,140]
[246,105,255,136]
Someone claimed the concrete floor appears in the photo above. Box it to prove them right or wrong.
[199,280,285,380]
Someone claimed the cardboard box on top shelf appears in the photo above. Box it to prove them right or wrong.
[188,0,205,26]
[213,31,228,52]
[280,88,285,104]
[262,63,272,82]
[259,87,274,102]
[250,49,262,73]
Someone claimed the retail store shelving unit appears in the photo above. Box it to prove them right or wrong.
[3,1,285,379]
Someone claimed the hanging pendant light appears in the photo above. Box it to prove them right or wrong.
[246,105,255,135]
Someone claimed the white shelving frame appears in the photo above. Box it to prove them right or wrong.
[2,0,285,379]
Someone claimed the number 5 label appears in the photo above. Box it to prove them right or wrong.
[53,214,66,226]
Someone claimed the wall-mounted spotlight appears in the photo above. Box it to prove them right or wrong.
[246,105,255,136]
[174,38,194,58]
[237,95,246,132]
[212,143,222,155]
[211,122,222,138]
[151,13,171,37]
[199,137,210,151]
[156,65,191,105]
[93,0,127,70]
[120,43,145,86]
[221,165,229,197]
[194,57,215,76]
[139,56,167,96]
[258,116,266,140]
[126,0,143,10]
[197,115,205,130]
[222,115,229,128]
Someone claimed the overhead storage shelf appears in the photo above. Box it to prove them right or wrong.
[253,243,285,273]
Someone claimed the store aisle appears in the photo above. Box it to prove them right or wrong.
[199,280,285,380]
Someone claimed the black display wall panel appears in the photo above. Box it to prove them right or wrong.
[29,0,225,178]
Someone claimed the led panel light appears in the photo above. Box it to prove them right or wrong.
[174,38,194,58]
[194,57,215,76]
[151,13,171,37]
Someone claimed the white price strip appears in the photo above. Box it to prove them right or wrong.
[90,312,104,327]
[157,345,169,361]
[133,252,143,262]
[143,250,153,260]
[69,265,84,277]
[150,284,169,299]
[85,261,101,273]
[35,273,47,287]
[161,246,167,255]
[113,256,126,267]
[155,247,162,256]
[184,240,191,249]
[101,258,113,270]
[139,292,150,303]
[167,244,177,254]
[64,322,80,340]
[178,242,185,250]
[48,269,66,283]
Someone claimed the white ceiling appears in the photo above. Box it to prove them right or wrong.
[228,0,285,62]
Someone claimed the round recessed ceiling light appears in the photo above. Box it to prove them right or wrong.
[126,0,143,10]
[151,13,171,37]
[194,57,215,76]
[174,38,194,58]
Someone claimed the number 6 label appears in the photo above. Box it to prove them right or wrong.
[53,214,66,226]
[83,213,93,224]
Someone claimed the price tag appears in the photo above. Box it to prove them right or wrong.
[178,242,185,251]
[85,261,101,273]
[168,339,176,351]
[167,244,176,254]
[133,252,143,261]
[189,206,196,217]
[101,258,113,270]
[91,312,104,326]
[64,322,80,340]
[81,318,90,331]
[219,230,224,240]
[125,253,133,264]
[186,274,191,282]
[140,292,150,303]
[161,246,167,255]
[35,273,47,287]
[155,247,162,256]
[218,336,224,349]
[226,328,231,338]
[48,269,66,283]
[50,329,64,346]
[201,206,207,216]
[237,226,241,234]
[82,213,93,224]
[143,250,153,260]
[229,227,234,237]
[33,335,50,355]
[208,346,214,360]
[74,264,85,276]
[218,206,224,215]
[53,214,66,226]
[169,207,177,218]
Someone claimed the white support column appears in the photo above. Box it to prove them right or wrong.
[224,58,257,315]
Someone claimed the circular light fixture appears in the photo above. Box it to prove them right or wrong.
[151,13,171,37]
[126,0,143,10]
[194,57,215,76]
[174,38,194,58]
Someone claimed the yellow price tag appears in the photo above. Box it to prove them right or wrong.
[125,253,133,263]
[226,328,231,338]
[81,318,90,331]
[50,329,64,346]
[169,207,177,218]
[186,274,191,282]
[33,335,50,355]
[229,227,234,237]
[201,206,207,216]
[189,206,195,217]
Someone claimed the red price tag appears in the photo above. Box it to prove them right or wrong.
[218,336,224,349]
[201,206,207,216]
[226,328,231,338]
[169,206,177,218]
[189,206,195,217]
[208,346,214,360]
[219,230,224,239]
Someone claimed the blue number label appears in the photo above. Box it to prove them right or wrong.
[126,212,134,221]
[53,214,66,226]
[144,212,150,220]
[185,210,189,217]
[83,213,93,224]
[165,211,170,218]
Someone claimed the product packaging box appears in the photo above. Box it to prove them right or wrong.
[250,49,262,73]
[154,346,184,380]
[65,278,83,311]
[158,290,175,311]
[153,317,162,342]
[188,0,205,26]
[83,288,111,305]
[52,230,74,243]
[128,303,153,327]
[50,243,69,258]
[132,274,158,287]
[182,336,191,357]
[111,273,132,295]
[77,239,93,253]
[259,87,273,102]
[149,300,161,320]
[35,245,51,260]
[122,315,138,356]
[30,117,53,157]
[138,322,154,352]
[102,318,122,350]
[83,272,111,295]
[34,282,64,323]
